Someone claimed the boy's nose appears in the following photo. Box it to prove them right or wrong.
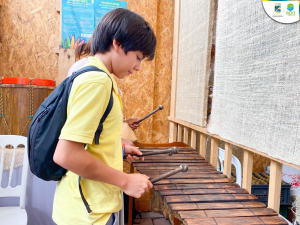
[134,62,141,71]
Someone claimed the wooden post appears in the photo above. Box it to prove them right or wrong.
[58,48,76,85]
[268,160,283,213]
[168,0,181,142]
[210,137,219,168]
[199,133,206,158]
[242,150,254,193]
[169,122,177,143]
[223,143,233,178]
[56,0,60,12]
[177,124,183,142]
[128,163,135,225]
[183,127,189,144]
[191,130,196,149]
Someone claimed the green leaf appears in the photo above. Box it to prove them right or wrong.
[67,36,71,48]
[61,38,65,48]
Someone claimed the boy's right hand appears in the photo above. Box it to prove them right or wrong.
[122,173,153,198]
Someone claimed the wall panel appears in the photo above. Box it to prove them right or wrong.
[0,0,173,144]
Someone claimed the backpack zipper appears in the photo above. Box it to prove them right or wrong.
[37,109,49,122]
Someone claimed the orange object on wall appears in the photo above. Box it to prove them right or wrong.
[2,77,55,87]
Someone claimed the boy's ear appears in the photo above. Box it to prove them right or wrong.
[112,39,121,52]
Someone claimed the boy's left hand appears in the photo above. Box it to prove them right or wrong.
[126,118,141,130]
[124,145,144,163]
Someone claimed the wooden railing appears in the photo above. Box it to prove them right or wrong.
[168,116,300,214]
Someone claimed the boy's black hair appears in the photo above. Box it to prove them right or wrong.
[91,8,156,61]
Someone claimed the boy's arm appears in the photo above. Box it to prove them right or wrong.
[53,139,152,198]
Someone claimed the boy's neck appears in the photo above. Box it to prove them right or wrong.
[93,52,113,74]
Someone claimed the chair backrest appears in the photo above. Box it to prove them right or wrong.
[0,135,29,208]
[217,147,242,187]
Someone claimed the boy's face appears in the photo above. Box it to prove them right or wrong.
[111,41,144,79]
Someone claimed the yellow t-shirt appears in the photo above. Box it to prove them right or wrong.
[52,57,123,225]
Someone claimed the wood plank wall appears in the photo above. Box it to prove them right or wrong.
[0,0,174,144]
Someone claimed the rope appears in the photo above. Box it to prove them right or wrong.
[0,77,11,134]
[21,78,34,136]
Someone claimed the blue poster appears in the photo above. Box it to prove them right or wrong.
[61,0,127,49]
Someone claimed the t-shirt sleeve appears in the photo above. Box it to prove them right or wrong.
[59,81,110,144]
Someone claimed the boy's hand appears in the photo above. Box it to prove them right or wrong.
[125,145,144,163]
[122,174,153,198]
[126,118,141,130]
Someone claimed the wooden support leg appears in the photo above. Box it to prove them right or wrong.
[128,163,134,225]
[268,160,283,213]
[177,124,183,142]
[199,133,206,158]
[223,143,233,178]
[210,137,219,168]
[174,217,181,225]
[242,150,253,193]
[169,121,177,143]
[191,130,196,149]
[183,127,189,144]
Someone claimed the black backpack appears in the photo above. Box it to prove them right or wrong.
[27,66,113,213]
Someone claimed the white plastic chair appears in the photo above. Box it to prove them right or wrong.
[0,135,28,225]
[217,147,242,187]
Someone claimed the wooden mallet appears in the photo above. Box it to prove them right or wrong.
[133,147,178,157]
[150,164,188,183]
[133,105,164,125]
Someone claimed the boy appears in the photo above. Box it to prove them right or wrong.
[52,8,156,225]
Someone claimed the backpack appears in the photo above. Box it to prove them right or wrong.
[27,66,113,213]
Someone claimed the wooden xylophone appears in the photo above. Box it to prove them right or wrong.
[128,142,288,225]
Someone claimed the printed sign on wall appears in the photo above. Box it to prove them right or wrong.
[262,0,299,23]
[61,0,127,49]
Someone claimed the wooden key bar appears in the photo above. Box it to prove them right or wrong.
[159,188,248,197]
[184,216,288,225]
[170,201,266,211]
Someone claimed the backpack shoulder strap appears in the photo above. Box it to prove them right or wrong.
[94,75,113,145]
[71,66,104,81]
[69,65,114,145]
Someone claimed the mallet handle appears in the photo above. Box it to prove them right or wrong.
[133,105,163,125]
[150,164,188,183]
[133,147,178,157]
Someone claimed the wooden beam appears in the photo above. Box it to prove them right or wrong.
[200,133,206,158]
[56,0,60,12]
[169,122,177,143]
[59,0,61,42]
[169,0,181,119]
[268,160,282,213]
[223,143,233,178]
[55,37,60,54]
[242,150,253,193]
[191,130,197,149]
[168,0,181,143]
[210,137,219,168]
[58,48,76,85]
[183,127,189,144]
[177,124,183,142]
[168,116,300,170]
